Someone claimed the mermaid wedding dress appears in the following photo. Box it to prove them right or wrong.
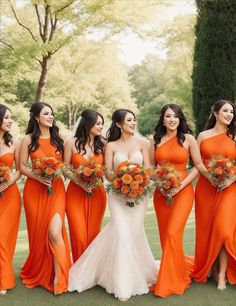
[68,151,158,300]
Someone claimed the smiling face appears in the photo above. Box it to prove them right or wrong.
[120,112,136,135]
[37,106,54,128]
[163,107,180,132]
[89,115,104,137]
[0,109,13,133]
[215,103,234,126]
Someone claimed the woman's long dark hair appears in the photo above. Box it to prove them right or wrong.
[0,104,13,147]
[26,102,63,154]
[74,109,104,154]
[153,104,193,148]
[204,100,236,139]
[106,109,135,142]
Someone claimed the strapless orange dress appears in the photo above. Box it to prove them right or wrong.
[66,153,106,263]
[153,136,194,297]
[0,153,21,291]
[193,133,236,284]
[20,138,71,294]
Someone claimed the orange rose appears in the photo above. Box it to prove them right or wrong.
[137,186,144,195]
[113,178,122,189]
[214,168,223,175]
[134,174,143,184]
[132,167,141,174]
[45,167,54,176]
[122,174,133,184]
[121,185,130,194]
[130,180,139,190]
[83,167,92,176]
[127,190,138,198]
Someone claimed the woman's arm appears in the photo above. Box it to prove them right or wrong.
[140,138,150,167]
[149,138,156,166]
[19,135,51,186]
[0,141,21,193]
[104,142,114,181]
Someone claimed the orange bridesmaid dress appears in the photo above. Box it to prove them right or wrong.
[66,153,106,263]
[153,136,194,297]
[20,138,71,294]
[193,132,236,283]
[0,153,21,291]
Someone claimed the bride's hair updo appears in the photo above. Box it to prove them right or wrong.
[204,100,236,139]
[153,104,193,148]
[26,102,63,154]
[0,104,13,146]
[74,109,105,155]
[106,109,135,142]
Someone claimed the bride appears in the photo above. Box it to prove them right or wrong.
[68,109,158,301]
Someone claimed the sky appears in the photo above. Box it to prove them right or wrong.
[116,0,196,66]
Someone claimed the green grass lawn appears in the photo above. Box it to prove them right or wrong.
[0,201,235,306]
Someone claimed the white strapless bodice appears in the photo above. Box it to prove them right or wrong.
[113,151,143,168]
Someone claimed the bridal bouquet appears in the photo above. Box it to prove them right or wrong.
[206,155,236,191]
[66,160,104,197]
[151,163,181,205]
[107,161,151,207]
[32,157,63,194]
[0,164,11,197]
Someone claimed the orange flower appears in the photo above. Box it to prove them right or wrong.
[83,167,92,177]
[137,186,144,195]
[214,168,223,175]
[134,174,143,184]
[45,167,54,176]
[130,180,139,190]
[132,167,141,174]
[127,190,138,198]
[113,178,122,189]
[122,174,133,184]
[121,185,130,194]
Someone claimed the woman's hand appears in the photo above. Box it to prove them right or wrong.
[0,179,13,193]
[35,175,52,187]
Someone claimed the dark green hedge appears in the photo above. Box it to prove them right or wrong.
[192,0,236,134]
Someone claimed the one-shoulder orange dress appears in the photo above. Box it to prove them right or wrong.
[66,153,106,263]
[193,133,236,284]
[153,136,194,297]
[0,153,21,291]
[20,138,71,294]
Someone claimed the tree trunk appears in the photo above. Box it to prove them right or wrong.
[35,54,51,102]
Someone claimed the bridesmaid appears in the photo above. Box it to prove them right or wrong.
[193,100,236,290]
[0,105,21,295]
[64,109,106,263]
[150,103,206,297]
[19,102,71,294]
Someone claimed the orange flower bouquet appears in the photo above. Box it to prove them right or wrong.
[32,157,63,194]
[66,160,104,197]
[106,161,151,207]
[0,164,11,197]
[152,163,181,205]
[206,155,236,191]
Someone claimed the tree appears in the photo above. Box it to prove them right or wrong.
[192,0,236,134]
[1,0,159,102]
[46,38,136,129]
[129,14,196,135]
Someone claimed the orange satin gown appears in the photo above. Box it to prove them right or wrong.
[20,138,71,294]
[193,133,236,284]
[66,153,106,263]
[153,136,194,297]
[0,153,21,291]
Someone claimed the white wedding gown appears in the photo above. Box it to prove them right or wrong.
[68,151,158,300]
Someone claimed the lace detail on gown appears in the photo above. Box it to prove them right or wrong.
[68,151,158,299]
